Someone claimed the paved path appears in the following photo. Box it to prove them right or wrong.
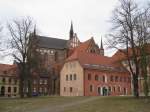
[32,97,100,112]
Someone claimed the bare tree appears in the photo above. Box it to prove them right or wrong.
[135,7,150,97]
[107,0,150,98]
[7,17,39,98]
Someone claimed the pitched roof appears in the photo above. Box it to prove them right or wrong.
[37,35,68,49]
[67,51,110,64]
[112,43,150,62]
[75,38,93,52]
[0,64,17,77]
[66,51,127,72]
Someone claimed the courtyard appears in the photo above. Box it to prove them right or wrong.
[0,96,150,112]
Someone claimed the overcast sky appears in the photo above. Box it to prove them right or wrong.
[0,0,149,64]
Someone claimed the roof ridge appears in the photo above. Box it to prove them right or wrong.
[37,35,68,41]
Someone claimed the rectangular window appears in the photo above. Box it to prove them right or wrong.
[118,86,121,92]
[14,87,17,93]
[113,86,115,92]
[109,86,111,92]
[74,74,76,80]
[66,75,68,81]
[88,74,91,80]
[2,78,5,83]
[70,75,72,80]
[64,87,66,92]
[95,75,98,81]
[90,85,93,92]
[9,78,12,84]
[102,76,105,82]
[8,87,11,93]
[115,76,118,82]
[70,87,73,92]
[110,76,113,82]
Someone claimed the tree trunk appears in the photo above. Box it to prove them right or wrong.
[27,78,32,97]
[133,74,139,98]
[19,78,24,98]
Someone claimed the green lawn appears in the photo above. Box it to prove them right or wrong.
[65,96,150,112]
[0,96,150,112]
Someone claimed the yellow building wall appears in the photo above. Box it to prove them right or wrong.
[60,61,84,96]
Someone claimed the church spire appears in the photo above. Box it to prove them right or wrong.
[100,37,103,49]
[100,37,104,56]
[69,21,74,39]
[33,25,36,36]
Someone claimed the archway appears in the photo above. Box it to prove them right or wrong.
[1,86,5,96]
[102,87,108,96]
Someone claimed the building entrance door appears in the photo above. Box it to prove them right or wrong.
[102,87,108,96]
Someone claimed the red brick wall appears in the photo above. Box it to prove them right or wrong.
[84,69,131,96]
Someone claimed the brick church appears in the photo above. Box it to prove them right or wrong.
[0,22,149,97]
[34,22,107,96]
[59,24,150,96]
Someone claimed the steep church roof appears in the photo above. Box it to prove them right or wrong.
[37,35,68,49]
[75,37,93,52]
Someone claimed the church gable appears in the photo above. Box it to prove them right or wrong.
[74,37,102,55]
[68,33,80,48]
[86,38,100,54]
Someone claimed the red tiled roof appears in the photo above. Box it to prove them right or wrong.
[65,37,127,72]
[0,64,17,76]
[112,43,150,62]
[66,51,127,72]
[66,51,124,71]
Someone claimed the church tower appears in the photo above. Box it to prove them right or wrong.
[100,37,104,56]
[68,21,80,48]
